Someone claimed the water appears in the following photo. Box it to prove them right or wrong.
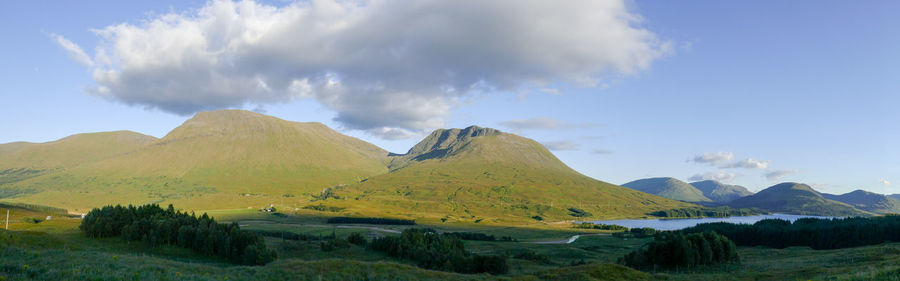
[583,214,834,231]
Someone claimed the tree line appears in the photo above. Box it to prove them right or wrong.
[680,215,900,250]
[80,204,276,265]
[619,231,739,270]
[367,228,508,275]
[649,207,765,218]
[326,217,415,225]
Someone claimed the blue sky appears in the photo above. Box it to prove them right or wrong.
[0,0,896,194]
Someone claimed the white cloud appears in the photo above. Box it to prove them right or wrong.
[60,0,669,138]
[591,149,613,155]
[50,33,93,67]
[723,158,770,169]
[766,169,799,181]
[691,151,734,165]
[367,127,419,140]
[499,117,597,131]
[881,179,892,187]
[688,171,737,182]
[542,141,579,151]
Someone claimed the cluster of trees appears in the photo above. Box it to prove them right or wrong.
[368,228,508,275]
[574,223,628,231]
[326,217,415,225]
[568,208,592,217]
[440,232,514,242]
[302,205,345,212]
[80,204,276,265]
[681,216,900,250]
[619,231,739,270]
[613,227,658,238]
[650,207,765,218]
[250,229,331,241]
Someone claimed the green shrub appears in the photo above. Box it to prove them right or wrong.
[20,217,43,224]
[568,208,592,217]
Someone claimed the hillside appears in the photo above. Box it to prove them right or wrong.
[621,177,712,202]
[0,131,156,170]
[728,183,870,217]
[690,180,753,203]
[0,110,391,212]
[318,126,694,223]
[0,111,693,221]
[822,190,900,214]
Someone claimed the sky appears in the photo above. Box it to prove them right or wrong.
[0,0,897,194]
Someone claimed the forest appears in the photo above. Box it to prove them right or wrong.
[367,228,508,274]
[680,215,900,250]
[619,231,740,270]
[79,204,276,265]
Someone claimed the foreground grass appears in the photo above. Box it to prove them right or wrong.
[5,212,900,280]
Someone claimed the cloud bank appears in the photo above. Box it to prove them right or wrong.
[688,171,737,182]
[691,151,734,165]
[53,0,669,138]
[542,141,580,151]
[723,158,770,169]
[766,169,799,181]
[499,117,597,131]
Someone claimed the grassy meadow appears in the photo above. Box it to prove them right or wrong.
[3,205,900,280]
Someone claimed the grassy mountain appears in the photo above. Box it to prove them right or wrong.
[1,110,391,212]
[822,190,900,214]
[621,177,712,202]
[728,182,870,217]
[690,180,753,203]
[1,111,692,221]
[0,131,156,170]
[0,131,157,195]
[317,126,693,223]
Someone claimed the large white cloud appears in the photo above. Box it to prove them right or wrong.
[55,0,670,138]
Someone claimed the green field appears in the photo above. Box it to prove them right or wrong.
[3,206,899,280]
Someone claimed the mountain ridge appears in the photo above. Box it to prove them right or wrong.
[690,180,753,203]
[622,177,712,202]
[822,189,900,214]
[0,109,693,221]
[728,182,871,217]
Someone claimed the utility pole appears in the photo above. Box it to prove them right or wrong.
[5,209,9,230]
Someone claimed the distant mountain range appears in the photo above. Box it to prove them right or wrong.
[621,177,712,203]
[822,190,900,214]
[729,182,871,217]
[689,180,753,203]
[622,177,889,217]
[0,110,691,222]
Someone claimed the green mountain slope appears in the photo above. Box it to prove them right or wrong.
[1,110,391,212]
[690,180,753,203]
[0,131,156,191]
[0,131,156,170]
[822,190,900,214]
[621,177,712,202]
[728,182,871,217]
[319,126,694,223]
